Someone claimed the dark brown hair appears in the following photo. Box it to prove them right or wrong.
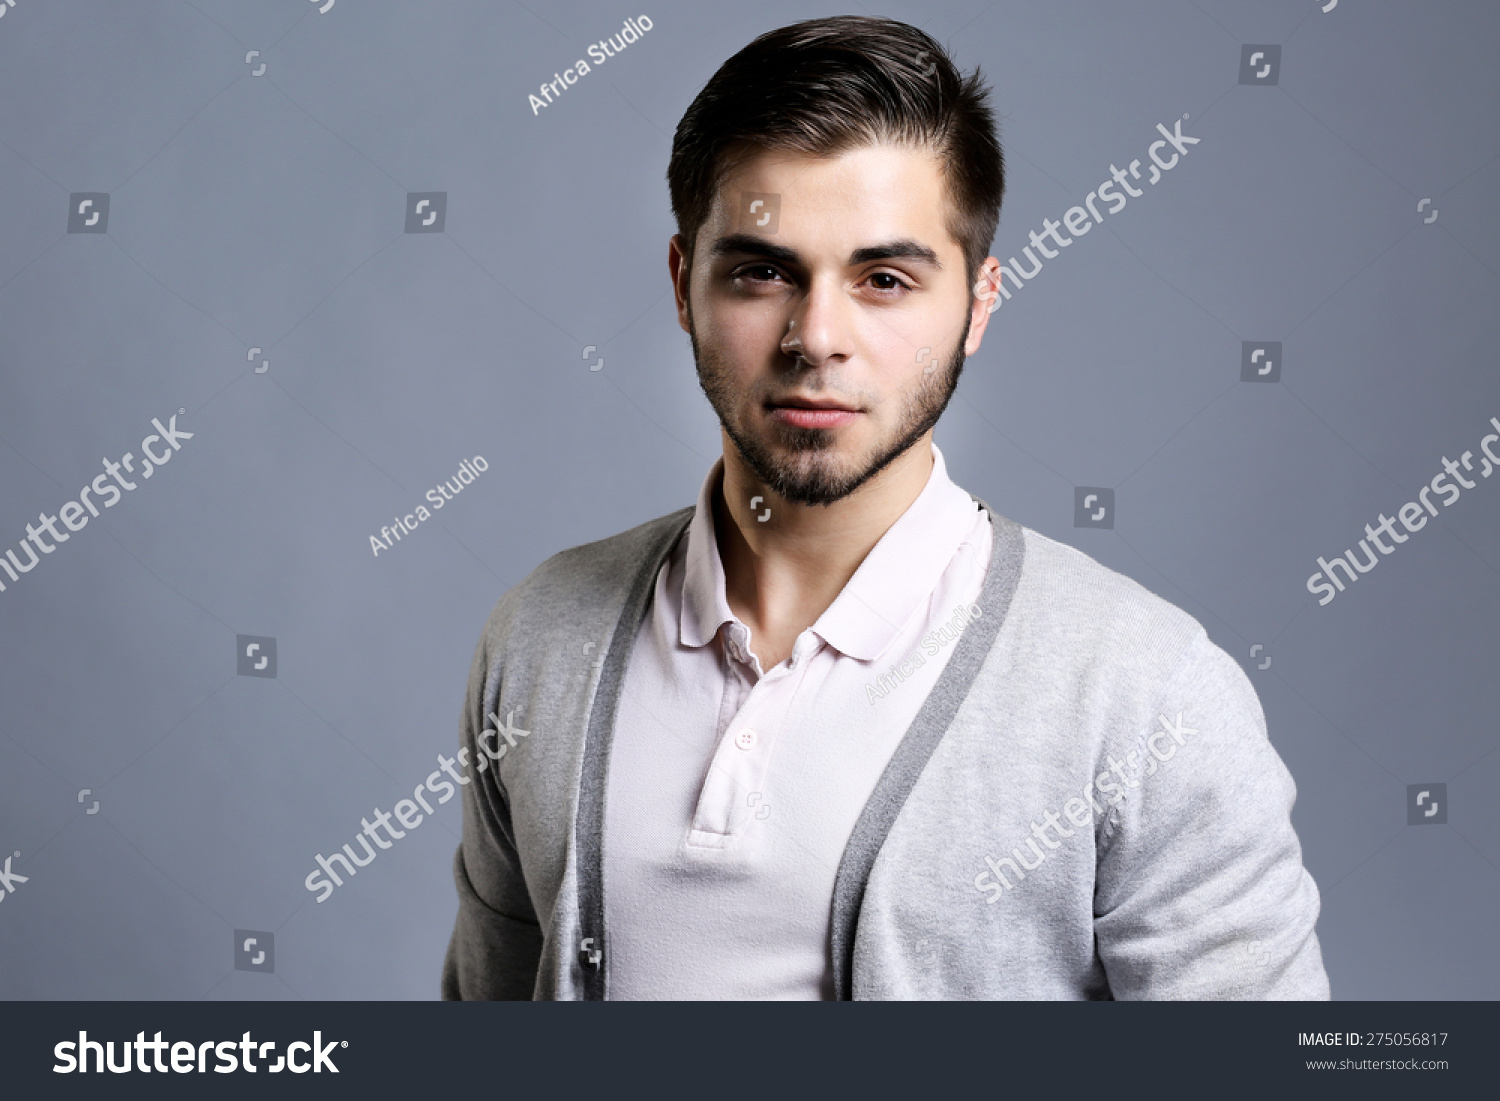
[668,16,1005,282]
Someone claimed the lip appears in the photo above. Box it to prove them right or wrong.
[769,396,858,412]
[767,397,861,429]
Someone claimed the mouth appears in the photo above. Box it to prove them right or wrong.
[766,395,861,430]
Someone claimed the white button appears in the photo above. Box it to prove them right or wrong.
[734,729,757,750]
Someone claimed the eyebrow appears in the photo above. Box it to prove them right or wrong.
[709,234,942,270]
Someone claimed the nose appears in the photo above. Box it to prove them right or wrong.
[779,277,854,369]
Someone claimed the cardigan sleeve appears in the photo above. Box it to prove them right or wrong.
[1090,630,1330,999]
[440,615,544,1000]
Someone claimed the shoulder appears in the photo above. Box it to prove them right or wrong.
[523,506,692,602]
[1006,523,1212,686]
[476,506,693,653]
[1013,525,1201,638]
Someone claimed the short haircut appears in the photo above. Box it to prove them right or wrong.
[668,16,1005,283]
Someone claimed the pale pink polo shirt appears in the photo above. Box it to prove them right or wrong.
[602,442,992,999]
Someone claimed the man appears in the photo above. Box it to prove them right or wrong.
[442,16,1328,1000]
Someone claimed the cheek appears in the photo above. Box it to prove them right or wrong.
[863,293,960,359]
[696,295,784,362]
[856,318,933,387]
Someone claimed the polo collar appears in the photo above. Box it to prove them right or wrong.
[677,443,984,663]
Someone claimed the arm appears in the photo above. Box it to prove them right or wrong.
[1091,631,1329,999]
[440,618,544,999]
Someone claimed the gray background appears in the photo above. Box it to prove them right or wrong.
[1,0,1496,1000]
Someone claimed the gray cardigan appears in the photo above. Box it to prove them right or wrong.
[441,499,1329,1000]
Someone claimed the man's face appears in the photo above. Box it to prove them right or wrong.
[672,143,998,507]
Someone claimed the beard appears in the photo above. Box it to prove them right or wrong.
[689,311,971,507]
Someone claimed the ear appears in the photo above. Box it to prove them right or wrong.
[964,257,1002,354]
[669,234,693,333]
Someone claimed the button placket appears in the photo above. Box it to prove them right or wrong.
[691,712,771,837]
[689,664,793,839]
[686,626,817,843]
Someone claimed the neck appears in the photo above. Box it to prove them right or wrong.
[712,432,934,667]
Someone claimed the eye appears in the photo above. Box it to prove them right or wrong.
[865,271,913,293]
[733,263,786,285]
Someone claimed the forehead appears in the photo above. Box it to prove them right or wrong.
[703,143,957,258]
